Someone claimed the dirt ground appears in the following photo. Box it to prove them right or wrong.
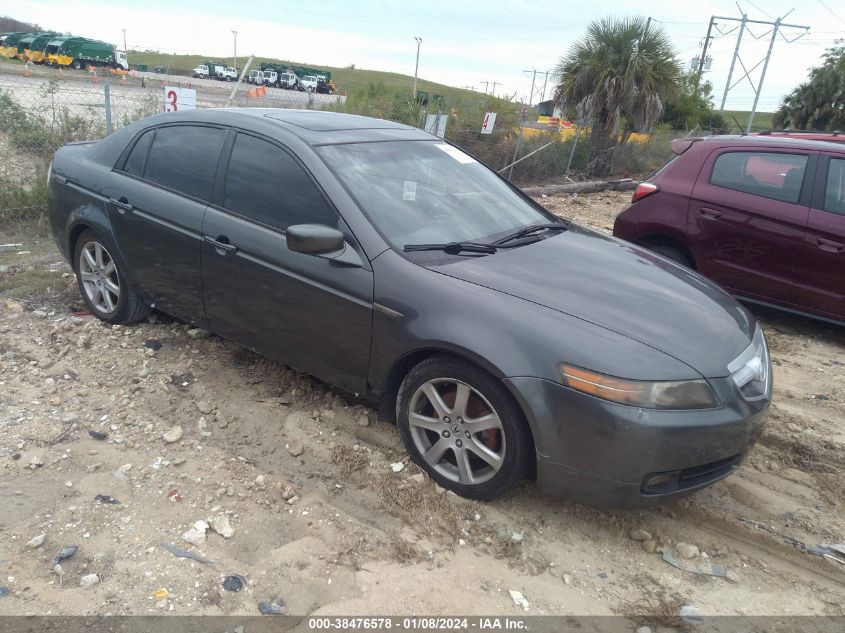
[0,191,843,620]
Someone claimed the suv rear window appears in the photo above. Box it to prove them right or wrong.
[710,151,808,204]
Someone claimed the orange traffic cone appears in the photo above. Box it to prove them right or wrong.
[121,73,128,85]
[58,67,65,80]
[23,62,30,77]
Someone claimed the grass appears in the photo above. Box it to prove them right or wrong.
[126,50,498,105]
[722,110,776,133]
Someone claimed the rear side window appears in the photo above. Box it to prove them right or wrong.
[122,129,155,177]
[824,158,845,215]
[223,133,337,231]
[143,126,225,201]
[710,151,808,204]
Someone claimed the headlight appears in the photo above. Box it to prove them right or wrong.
[560,365,719,410]
[728,325,770,401]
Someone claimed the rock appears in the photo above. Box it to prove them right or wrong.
[182,520,208,546]
[286,495,299,505]
[289,444,304,457]
[726,570,740,583]
[675,542,700,559]
[187,327,210,339]
[629,528,652,541]
[357,414,371,427]
[171,456,186,466]
[390,462,405,473]
[254,475,266,489]
[143,339,162,351]
[258,600,285,615]
[26,534,46,549]
[162,425,183,443]
[510,532,524,543]
[211,514,235,539]
[562,573,572,585]
[196,400,214,414]
[636,627,652,633]
[29,455,44,469]
[88,429,108,441]
[508,589,530,611]
[407,473,425,484]
[80,573,99,589]
[641,539,657,554]
[61,413,80,424]
[222,574,245,592]
[679,605,705,624]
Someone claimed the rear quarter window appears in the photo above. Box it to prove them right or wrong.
[710,151,808,204]
[824,158,845,215]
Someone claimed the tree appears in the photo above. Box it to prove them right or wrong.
[663,72,725,131]
[773,41,845,131]
[552,16,681,176]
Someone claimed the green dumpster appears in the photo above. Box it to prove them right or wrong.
[154,66,166,74]
[136,63,148,72]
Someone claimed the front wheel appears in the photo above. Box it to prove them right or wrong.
[396,355,533,500]
[72,59,82,70]
[74,230,150,324]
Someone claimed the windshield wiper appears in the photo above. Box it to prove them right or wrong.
[492,222,569,245]
[403,241,498,255]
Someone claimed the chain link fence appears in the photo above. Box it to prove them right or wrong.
[0,59,673,223]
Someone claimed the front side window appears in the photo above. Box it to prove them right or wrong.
[223,133,336,231]
[824,158,845,215]
[143,125,225,201]
[122,129,155,177]
[710,151,808,204]
[317,141,552,248]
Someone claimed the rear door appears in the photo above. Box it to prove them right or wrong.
[104,124,226,325]
[794,154,845,318]
[201,131,373,393]
[688,148,814,303]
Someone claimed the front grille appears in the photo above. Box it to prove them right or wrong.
[641,453,743,495]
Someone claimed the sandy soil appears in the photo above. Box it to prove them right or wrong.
[0,192,843,620]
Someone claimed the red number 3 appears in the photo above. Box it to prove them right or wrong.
[167,89,178,112]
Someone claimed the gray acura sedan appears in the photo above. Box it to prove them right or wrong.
[48,109,771,506]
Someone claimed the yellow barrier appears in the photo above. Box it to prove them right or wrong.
[27,51,45,63]
[522,126,650,143]
[56,54,73,66]
[0,46,16,58]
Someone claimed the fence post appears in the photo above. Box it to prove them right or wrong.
[564,123,581,181]
[103,78,113,135]
[507,122,524,182]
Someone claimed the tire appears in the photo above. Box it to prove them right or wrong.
[73,230,150,325]
[396,355,532,500]
[72,59,82,70]
[648,244,693,268]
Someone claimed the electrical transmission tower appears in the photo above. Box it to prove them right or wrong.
[705,8,809,130]
[524,69,551,107]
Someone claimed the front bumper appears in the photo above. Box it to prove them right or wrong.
[505,376,769,508]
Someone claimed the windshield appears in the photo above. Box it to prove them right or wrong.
[317,140,552,248]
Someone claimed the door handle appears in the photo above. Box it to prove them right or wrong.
[109,197,134,214]
[816,237,844,253]
[700,207,722,219]
[204,235,237,253]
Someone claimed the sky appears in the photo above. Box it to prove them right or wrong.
[5,0,845,112]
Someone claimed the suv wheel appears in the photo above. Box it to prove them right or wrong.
[649,244,693,268]
[397,355,532,500]
[74,230,150,324]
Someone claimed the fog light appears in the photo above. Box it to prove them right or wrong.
[642,471,679,493]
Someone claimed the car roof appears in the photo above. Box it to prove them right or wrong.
[148,108,432,146]
[700,134,845,152]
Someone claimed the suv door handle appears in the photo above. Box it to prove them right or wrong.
[109,197,134,214]
[816,237,844,253]
[700,207,722,219]
[204,235,237,253]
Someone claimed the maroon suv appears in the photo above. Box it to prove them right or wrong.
[613,135,845,323]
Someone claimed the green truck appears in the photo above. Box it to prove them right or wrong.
[0,32,29,59]
[18,32,57,63]
[50,37,128,70]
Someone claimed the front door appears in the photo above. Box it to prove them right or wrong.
[201,132,373,393]
[104,124,226,325]
[688,148,813,304]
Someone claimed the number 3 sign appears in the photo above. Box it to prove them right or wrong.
[164,87,197,112]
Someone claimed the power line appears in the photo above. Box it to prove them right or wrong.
[817,0,845,24]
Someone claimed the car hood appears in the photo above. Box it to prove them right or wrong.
[426,225,754,378]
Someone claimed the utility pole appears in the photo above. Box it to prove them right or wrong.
[231,30,237,69]
[490,81,500,97]
[719,13,746,113]
[709,10,809,128]
[698,16,716,75]
[122,29,127,64]
[412,36,422,99]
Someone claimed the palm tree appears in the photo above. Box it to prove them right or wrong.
[553,17,681,176]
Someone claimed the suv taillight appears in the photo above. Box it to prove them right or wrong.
[632,182,660,203]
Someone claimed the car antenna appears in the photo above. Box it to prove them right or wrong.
[732,116,747,136]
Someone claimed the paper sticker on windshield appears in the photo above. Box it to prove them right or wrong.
[403,181,417,201]
[435,143,476,164]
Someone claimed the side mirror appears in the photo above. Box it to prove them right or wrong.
[286,224,344,255]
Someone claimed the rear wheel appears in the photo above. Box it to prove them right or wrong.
[72,59,82,70]
[648,244,693,268]
[74,230,150,324]
[397,355,532,500]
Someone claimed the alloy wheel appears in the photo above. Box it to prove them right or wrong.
[408,378,506,485]
[78,241,120,314]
